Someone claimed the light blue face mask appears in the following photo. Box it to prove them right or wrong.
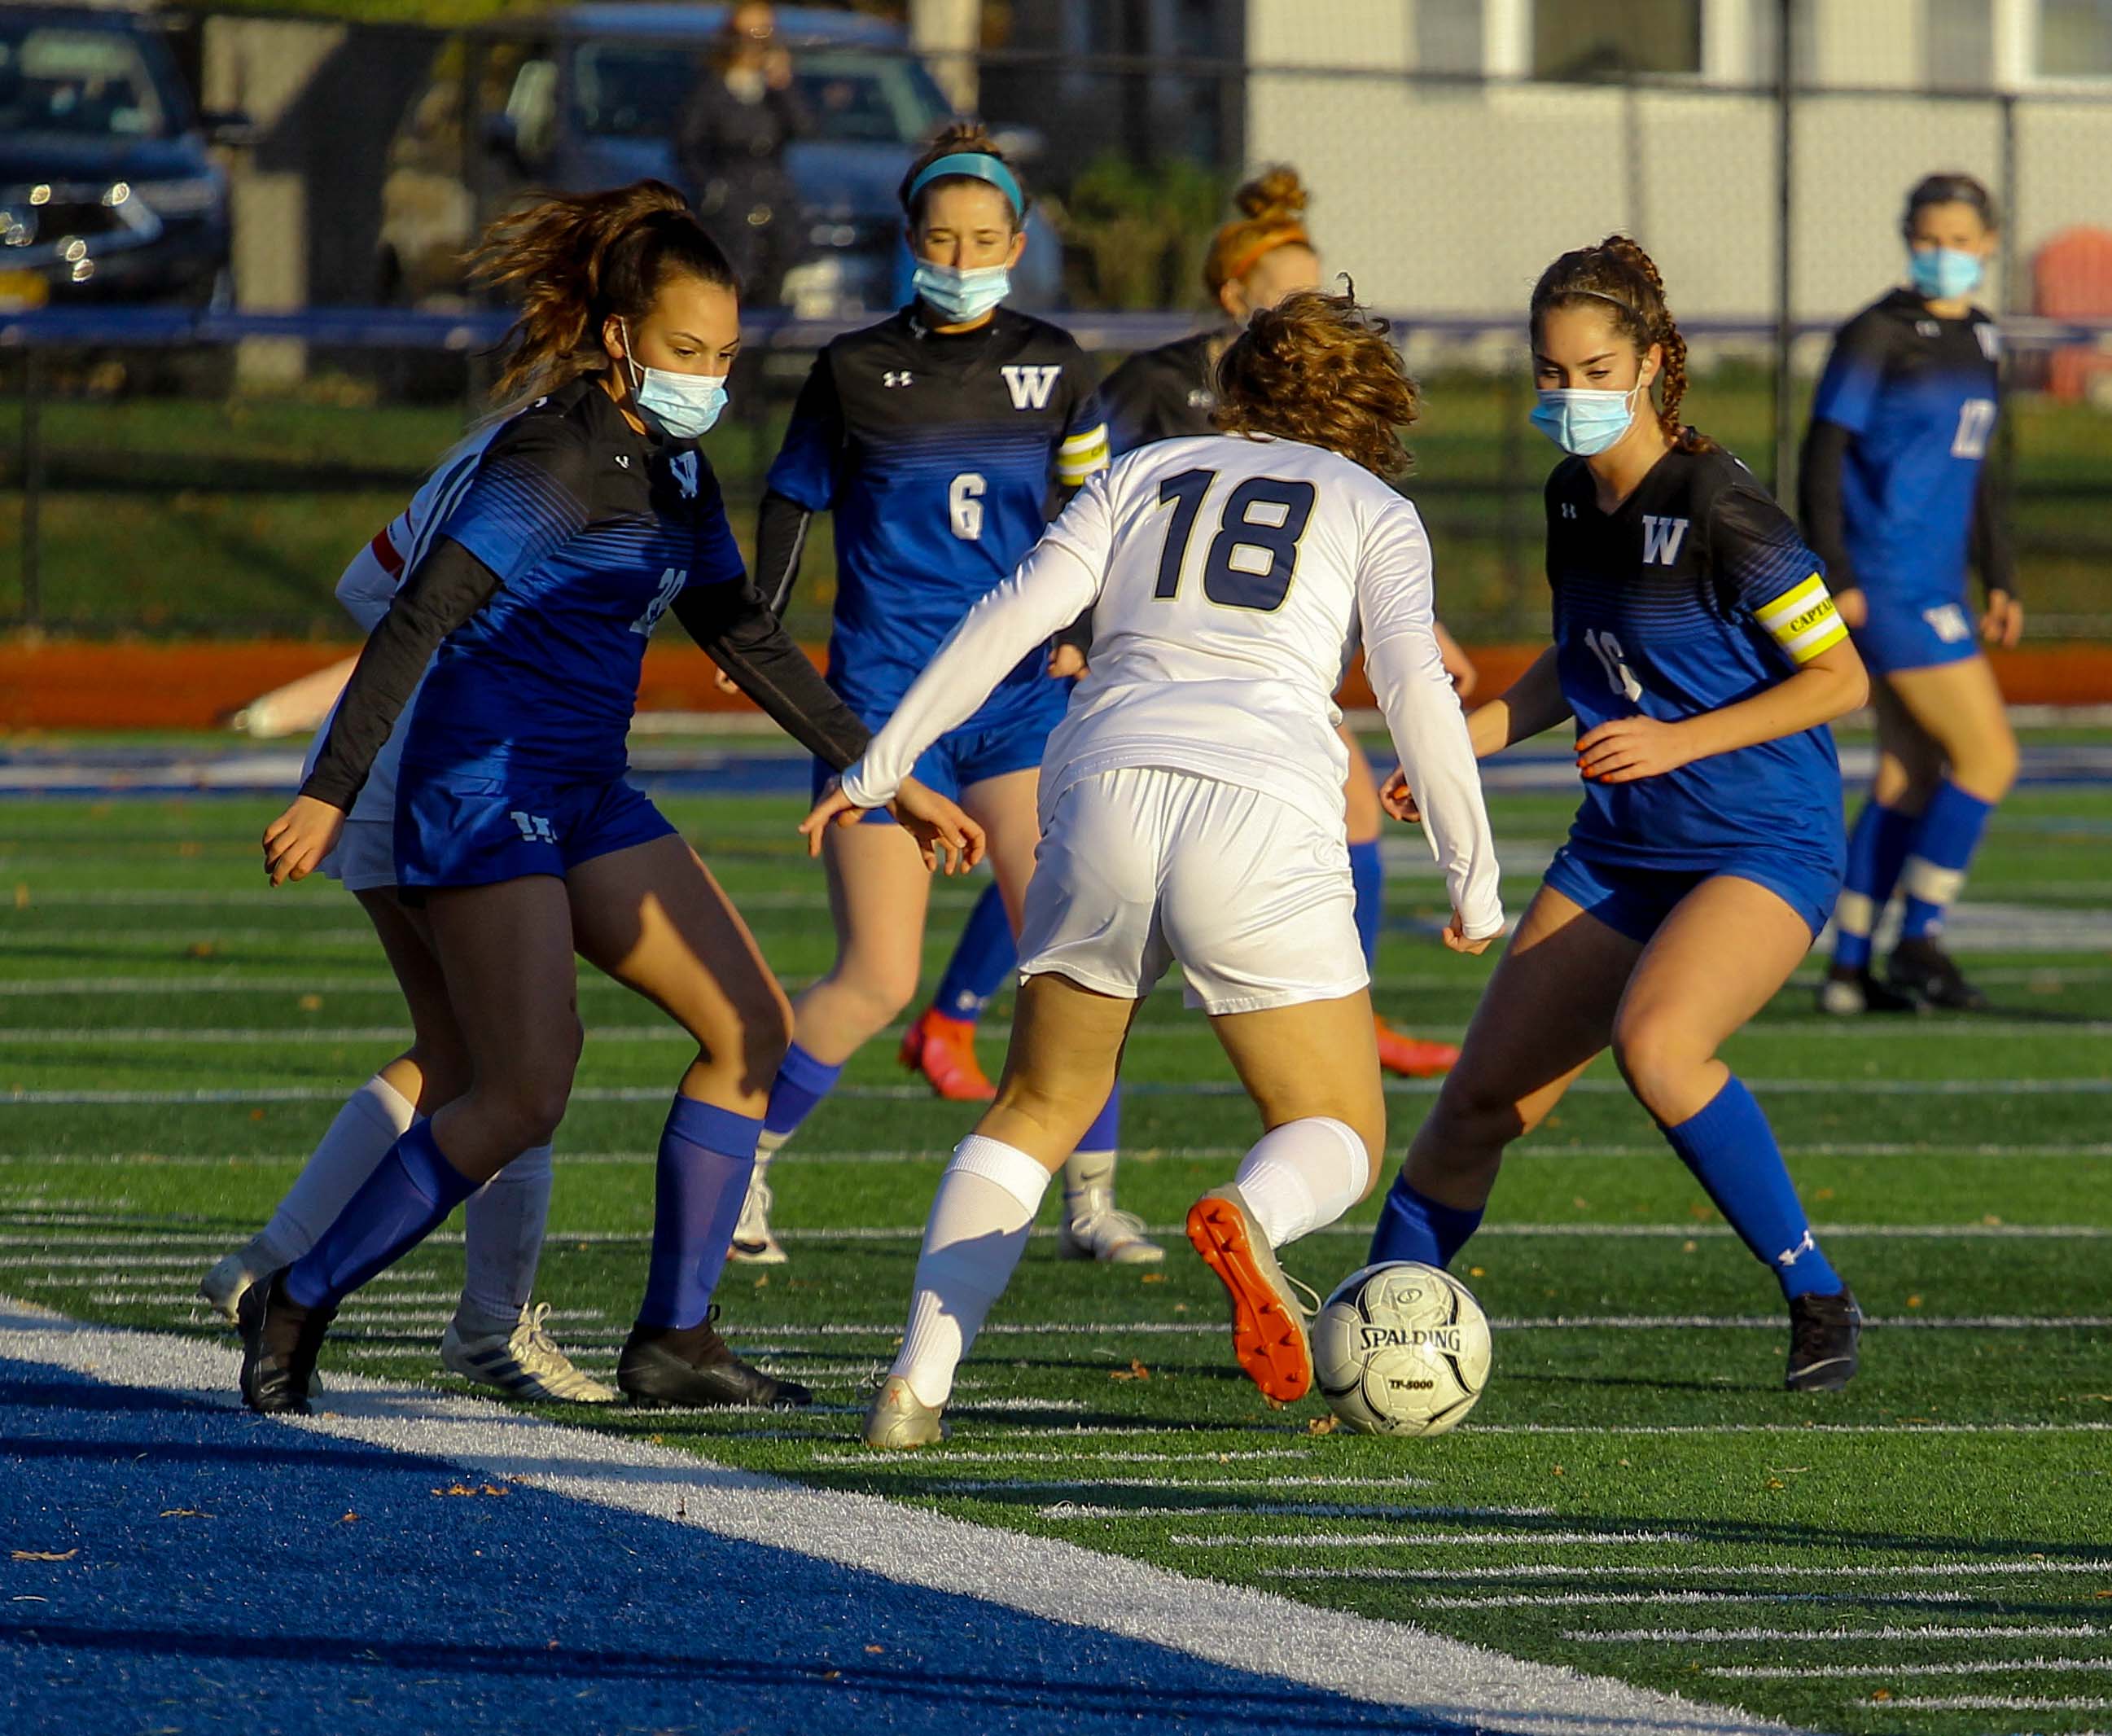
[622,323,729,441]
[1909,245,1985,301]
[913,259,1011,325]
[1530,381,1645,458]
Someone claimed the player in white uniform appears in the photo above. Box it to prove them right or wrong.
[801,290,1505,1447]
[197,428,613,1403]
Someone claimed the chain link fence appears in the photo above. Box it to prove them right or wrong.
[3,2,2110,642]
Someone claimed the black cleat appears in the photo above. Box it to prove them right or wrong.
[1816,967,1922,1015]
[1887,937,1988,1011]
[1786,1287,1862,1392]
[617,1317,812,1410]
[237,1271,335,1414]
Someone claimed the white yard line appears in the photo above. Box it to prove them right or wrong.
[1571,1626,2108,1644]
[1411,1589,1977,1610]
[1039,1503,1568,1522]
[1887,1696,2112,1711]
[1199,1558,2112,1579]
[1712,1661,2112,1679]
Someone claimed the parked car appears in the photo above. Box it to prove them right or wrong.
[0,2,243,309]
[377,2,1058,319]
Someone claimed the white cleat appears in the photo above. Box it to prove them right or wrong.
[441,1302,617,1404]
[198,1241,273,1325]
[861,1375,947,1449]
[728,1170,787,1265]
[1058,1192,1165,1265]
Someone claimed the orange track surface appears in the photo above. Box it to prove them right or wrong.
[2,638,2108,732]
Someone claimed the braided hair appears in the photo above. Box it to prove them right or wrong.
[1530,234,1712,455]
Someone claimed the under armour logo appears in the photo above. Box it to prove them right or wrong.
[884,370,913,388]
[1917,319,1942,338]
[670,449,699,500]
[1001,364,1062,410]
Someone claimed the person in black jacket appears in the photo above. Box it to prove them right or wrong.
[241,182,979,1418]
[676,2,804,307]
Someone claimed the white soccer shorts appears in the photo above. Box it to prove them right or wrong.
[1016,765,1369,1016]
[318,818,397,892]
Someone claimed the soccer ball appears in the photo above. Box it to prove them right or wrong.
[1312,1260,1491,1436]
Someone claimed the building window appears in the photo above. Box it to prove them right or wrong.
[2040,0,2112,74]
[1532,0,1703,80]
[1928,0,1996,86]
[1415,0,1485,74]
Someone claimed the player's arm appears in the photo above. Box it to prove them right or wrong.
[1797,313,1890,626]
[1970,462,2024,647]
[1575,487,1869,785]
[1466,646,1569,756]
[1045,369,1113,676]
[1357,499,1505,948]
[756,352,845,615]
[812,477,1114,827]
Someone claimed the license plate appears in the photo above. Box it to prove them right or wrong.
[0,270,48,309]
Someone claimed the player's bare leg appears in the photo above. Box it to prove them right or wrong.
[1191,992,1387,1401]
[867,972,1139,1447]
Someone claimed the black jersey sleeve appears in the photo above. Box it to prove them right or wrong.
[671,577,870,771]
[299,537,502,810]
[1707,476,1829,617]
[756,350,843,614]
[1970,462,2018,598]
[1098,349,1162,457]
[755,491,813,616]
[1797,418,1856,590]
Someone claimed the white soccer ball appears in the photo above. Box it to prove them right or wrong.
[1312,1260,1491,1436]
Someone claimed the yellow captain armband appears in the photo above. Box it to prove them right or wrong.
[1755,573,1850,664]
[1056,423,1111,485]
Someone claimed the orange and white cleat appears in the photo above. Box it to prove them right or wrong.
[1374,1017,1460,1078]
[1185,1186,1315,1404]
[899,1007,997,1103]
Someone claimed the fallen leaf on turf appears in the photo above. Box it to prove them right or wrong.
[1906,1295,1922,1309]
[1764,1478,1786,1490]
[864,1645,883,1655]
[11,884,26,910]
[430,1484,509,1498]
[821,1669,840,1681]
[185,940,215,958]
[178,841,203,859]
[11,1550,77,1562]
[1552,1464,1565,1476]
[298,993,323,1012]
[2097,1589,2112,1599]
[1983,1213,2002,1226]
[1872,1690,1891,1702]
[157,1508,212,1519]
[1306,1414,1338,1436]
[1468,1266,1486,1278]
[1140,1272,1165,1284]
[1110,1360,1150,1383]
[340,1513,359,1523]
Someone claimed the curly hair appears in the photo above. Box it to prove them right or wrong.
[1203,166,1314,297]
[467,179,736,402]
[898,120,1031,230]
[1212,286,1418,480]
[1529,234,1712,455]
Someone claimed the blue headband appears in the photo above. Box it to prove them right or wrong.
[905,151,1024,219]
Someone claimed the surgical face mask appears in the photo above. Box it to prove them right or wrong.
[1909,245,1985,301]
[621,323,729,440]
[1530,381,1645,458]
[912,259,1010,324]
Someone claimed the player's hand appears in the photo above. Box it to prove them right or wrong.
[1441,642,1478,699]
[1575,715,1696,784]
[1047,643,1088,679]
[1833,586,1868,630]
[261,796,344,887]
[1443,910,1495,955]
[1981,589,2024,649]
[712,665,742,696]
[888,777,986,875]
[1379,766,1421,823]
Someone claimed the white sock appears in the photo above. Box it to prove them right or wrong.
[1233,1117,1372,1250]
[1062,1146,1117,1211]
[891,1134,1054,1408]
[755,1129,790,1169]
[252,1074,417,1269]
[455,1144,554,1339]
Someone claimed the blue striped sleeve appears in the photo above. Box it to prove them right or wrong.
[1808,310,1894,436]
[436,415,595,585]
[764,352,843,511]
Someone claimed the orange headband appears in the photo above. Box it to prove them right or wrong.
[1217,223,1311,292]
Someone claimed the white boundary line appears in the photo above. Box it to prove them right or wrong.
[1196,1558,2112,1578]
[1711,1661,2112,1679]
[0,1298,1792,1736]
[1890,1696,2112,1711]
[1571,1626,2109,1644]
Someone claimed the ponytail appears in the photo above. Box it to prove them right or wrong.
[1529,234,1712,455]
[467,179,737,402]
[1204,166,1312,299]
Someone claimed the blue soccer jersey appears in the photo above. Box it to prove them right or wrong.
[1545,449,1849,876]
[404,379,746,783]
[1807,288,2001,605]
[761,305,1110,721]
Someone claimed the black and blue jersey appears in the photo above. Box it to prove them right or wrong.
[302,375,867,816]
[1098,329,1221,454]
[757,305,1110,723]
[1802,288,2009,608]
[1547,448,1847,877]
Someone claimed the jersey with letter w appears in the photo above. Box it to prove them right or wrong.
[839,432,1503,940]
[1809,287,1999,603]
[1546,446,1847,876]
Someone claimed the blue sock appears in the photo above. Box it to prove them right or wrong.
[638,1096,763,1330]
[1660,1076,1840,1300]
[1899,779,1995,941]
[762,1040,842,1142]
[1368,1173,1483,1269]
[931,883,1019,1024]
[1348,838,1384,971]
[283,1120,479,1309]
[1832,800,1915,972]
[1076,1085,1120,1155]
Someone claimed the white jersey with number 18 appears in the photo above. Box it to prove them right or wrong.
[841,430,1503,940]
